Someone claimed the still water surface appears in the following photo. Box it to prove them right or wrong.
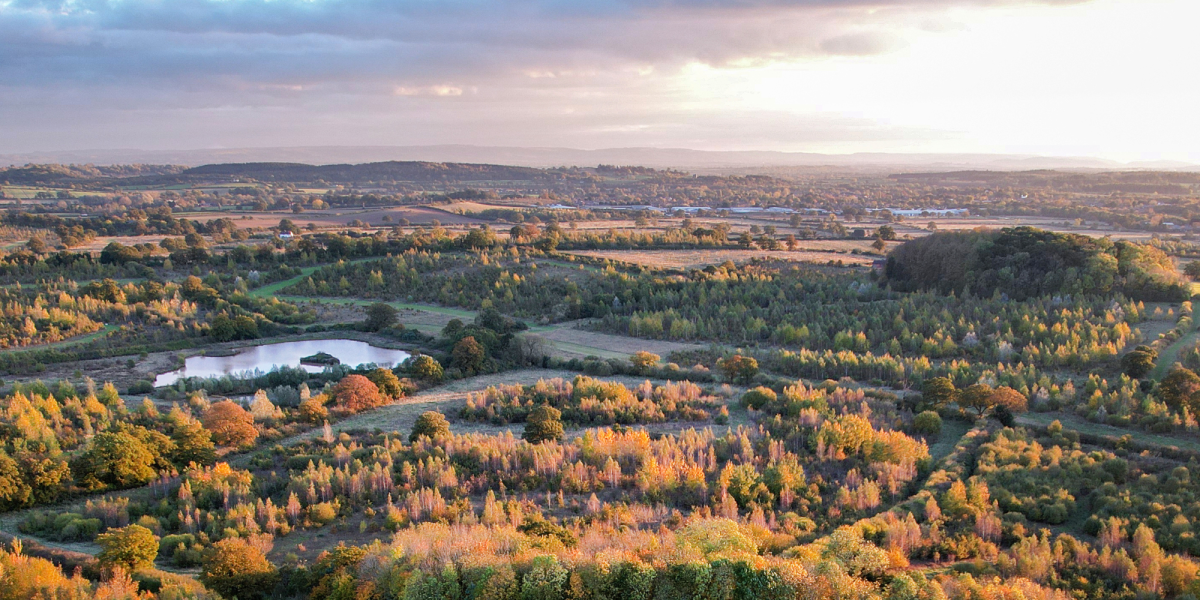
[155,339,410,387]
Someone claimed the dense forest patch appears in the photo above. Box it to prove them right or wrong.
[884,227,1186,301]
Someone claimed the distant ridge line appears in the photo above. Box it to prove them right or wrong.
[0,145,1195,172]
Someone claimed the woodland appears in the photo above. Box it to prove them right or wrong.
[2,163,1200,600]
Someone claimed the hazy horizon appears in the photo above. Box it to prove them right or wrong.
[4,144,1198,172]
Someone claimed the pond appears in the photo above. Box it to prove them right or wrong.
[154,339,411,387]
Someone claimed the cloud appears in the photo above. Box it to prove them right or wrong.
[0,0,1099,152]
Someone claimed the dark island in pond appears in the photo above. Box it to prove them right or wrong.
[300,352,340,366]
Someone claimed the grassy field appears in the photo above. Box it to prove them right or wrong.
[1016,411,1200,454]
[1150,317,1200,379]
[536,326,703,359]
[565,248,879,269]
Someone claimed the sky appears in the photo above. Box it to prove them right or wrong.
[0,0,1197,161]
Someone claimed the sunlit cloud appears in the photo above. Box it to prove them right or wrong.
[0,0,1195,162]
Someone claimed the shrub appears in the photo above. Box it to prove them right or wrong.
[913,411,943,437]
[740,386,777,410]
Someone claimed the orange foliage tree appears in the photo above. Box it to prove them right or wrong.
[202,400,258,448]
[331,375,384,414]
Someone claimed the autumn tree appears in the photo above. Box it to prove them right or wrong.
[72,430,162,490]
[202,400,258,448]
[410,411,451,442]
[331,374,384,414]
[96,524,158,572]
[299,393,330,423]
[200,537,278,600]
[990,386,1028,413]
[716,355,758,384]
[524,404,564,444]
[958,383,1026,416]
[630,351,660,374]
[167,409,216,467]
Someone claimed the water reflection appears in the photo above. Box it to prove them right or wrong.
[155,339,411,387]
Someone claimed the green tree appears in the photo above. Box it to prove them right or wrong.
[1121,346,1158,379]
[364,303,399,331]
[957,383,995,416]
[366,367,404,399]
[524,404,564,444]
[1160,366,1200,413]
[921,377,957,410]
[452,336,486,374]
[410,411,451,442]
[1184,261,1200,281]
[96,524,158,572]
[409,355,444,382]
[877,225,897,240]
[200,537,278,600]
[168,414,217,467]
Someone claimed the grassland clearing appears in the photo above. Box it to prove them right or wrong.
[565,248,879,269]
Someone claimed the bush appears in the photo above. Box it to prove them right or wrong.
[129,380,155,394]
[913,411,942,437]
[308,502,339,525]
[740,386,777,410]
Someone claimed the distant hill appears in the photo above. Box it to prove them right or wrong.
[884,226,1188,302]
[0,163,185,185]
[0,160,556,187]
[180,161,549,183]
[1,145,1195,172]
[890,170,1200,195]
